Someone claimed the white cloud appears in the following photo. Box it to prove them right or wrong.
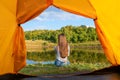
[34,11,84,22]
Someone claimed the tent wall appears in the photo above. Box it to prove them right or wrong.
[89,0,120,65]
[0,0,51,74]
[17,0,51,24]
[0,0,17,74]
[53,0,96,19]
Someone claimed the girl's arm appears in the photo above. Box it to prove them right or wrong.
[68,45,70,56]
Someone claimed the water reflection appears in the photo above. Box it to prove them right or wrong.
[40,61,54,65]
[27,60,39,64]
[27,49,109,64]
[27,59,54,65]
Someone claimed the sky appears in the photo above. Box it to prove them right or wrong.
[22,6,95,31]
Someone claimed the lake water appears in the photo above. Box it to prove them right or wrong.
[27,59,54,65]
[27,49,109,65]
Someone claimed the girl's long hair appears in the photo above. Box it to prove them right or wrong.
[58,34,68,58]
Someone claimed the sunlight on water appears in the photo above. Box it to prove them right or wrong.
[27,59,54,65]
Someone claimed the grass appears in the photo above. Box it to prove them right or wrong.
[19,62,111,75]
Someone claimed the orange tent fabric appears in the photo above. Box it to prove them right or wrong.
[89,0,120,65]
[53,0,96,19]
[0,0,51,74]
[14,0,51,73]
[0,0,17,74]
[0,0,120,74]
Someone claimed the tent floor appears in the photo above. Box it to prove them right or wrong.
[24,74,119,80]
[1,65,120,80]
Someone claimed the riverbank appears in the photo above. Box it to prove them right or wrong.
[26,40,103,52]
[22,40,108,75]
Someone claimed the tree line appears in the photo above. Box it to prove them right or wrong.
[25,25,98,43]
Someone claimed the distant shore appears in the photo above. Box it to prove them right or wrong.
[26,40,103,52]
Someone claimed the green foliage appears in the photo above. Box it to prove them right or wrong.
[24,25,98,43]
